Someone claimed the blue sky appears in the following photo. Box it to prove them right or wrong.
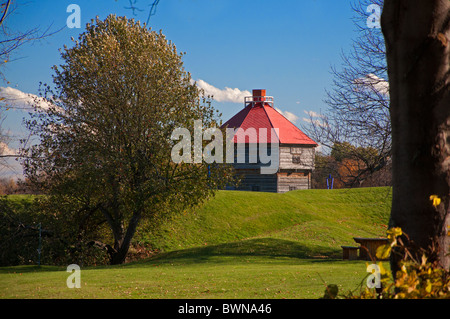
[1,0,368,176]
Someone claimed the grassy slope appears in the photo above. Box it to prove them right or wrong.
[0,187,392,299]
[140,187,392,258]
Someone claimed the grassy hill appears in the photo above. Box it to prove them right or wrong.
[0,187,393,299]
[139,187,392,259]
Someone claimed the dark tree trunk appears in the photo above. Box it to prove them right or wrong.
[99,201,143,265]
[381,0,450,273]
[109,211,142,265]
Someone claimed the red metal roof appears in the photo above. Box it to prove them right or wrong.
[222,101,318,146]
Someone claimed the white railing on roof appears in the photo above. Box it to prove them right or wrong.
[245,96,274,108]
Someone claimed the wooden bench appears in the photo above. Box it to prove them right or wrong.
[341,246,360,260]
[353,237,389,261]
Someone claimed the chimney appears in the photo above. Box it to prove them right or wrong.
[253,89,266,102]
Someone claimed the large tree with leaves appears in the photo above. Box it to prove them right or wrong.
[381,0,450,271]
[21,15,234,265]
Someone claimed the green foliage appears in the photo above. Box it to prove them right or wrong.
[0,195,38,266]
[311,152,337,189]
[344,228,450,299]
[330,142,379,164]
[0,195,109,266]
[21,15,235,264]
[330,142,357,162]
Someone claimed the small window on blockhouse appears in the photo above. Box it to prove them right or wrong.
[292,156,302,164]
[251,185,260,192]
[289,186,297,191]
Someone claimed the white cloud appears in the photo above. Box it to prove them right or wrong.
[194,79,251,103]
[0,144,23,179]
[303,110,323,118]
[353,74,389,96]
[0,142,17,156]
[0,87,54,111]
[302,117,326,127]
[302,110,328,128]
[275,107,299,124]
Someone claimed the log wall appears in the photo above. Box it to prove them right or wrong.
[277,171,311,193]
[227,143,316,193]
[279,145,315,170]
[230,169,277,192]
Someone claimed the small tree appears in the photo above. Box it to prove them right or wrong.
[21,15,234,265]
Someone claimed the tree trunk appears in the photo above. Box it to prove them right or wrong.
[381,0,450,272]
[109,211,142,265]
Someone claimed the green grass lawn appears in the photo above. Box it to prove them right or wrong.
[0,187,392,299]
[0,248,379,299]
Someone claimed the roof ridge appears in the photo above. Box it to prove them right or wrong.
[262,103,280,143]
[221,103,250,128]
[265,106,317,145]
[239,103,254,130]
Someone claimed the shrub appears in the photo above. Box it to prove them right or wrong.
[0,195,110,266]
[328,228,450,299]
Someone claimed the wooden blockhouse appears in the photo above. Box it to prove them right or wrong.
[222,89,318,193]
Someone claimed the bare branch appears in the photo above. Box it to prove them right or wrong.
[303,0,391,188]
[0,0,11,27]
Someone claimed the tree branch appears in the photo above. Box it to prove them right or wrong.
[0,0,11,27]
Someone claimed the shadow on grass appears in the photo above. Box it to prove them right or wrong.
[0,238,343,271]
[126,238,342,267]
[0,265,64,274]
